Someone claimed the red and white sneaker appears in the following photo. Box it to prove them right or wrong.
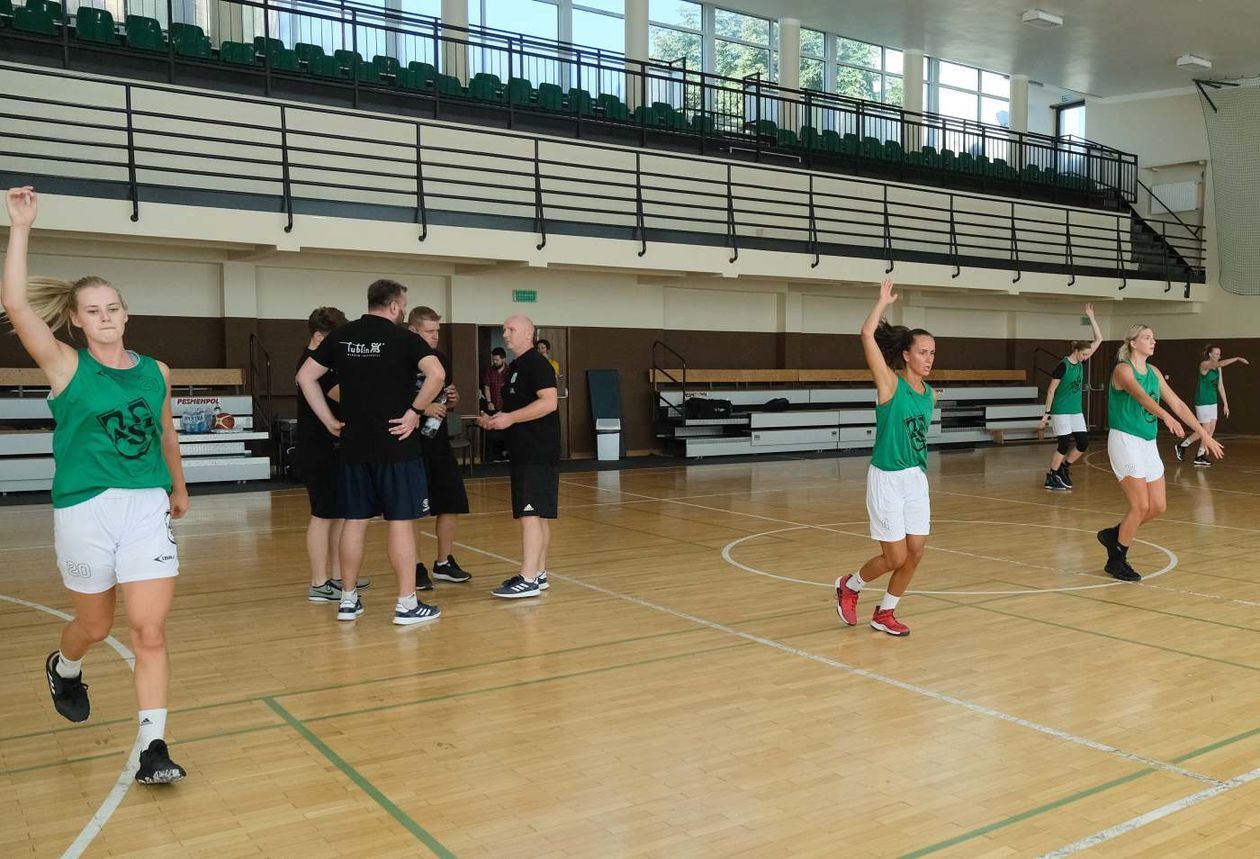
[871,608,910,636]
[835,574,860,626]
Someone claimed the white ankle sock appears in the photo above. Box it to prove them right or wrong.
[138,708,166,747]
[55,652,83,679]
[340,588,357,602]
[879,593,901,611]
[847,572,866,592]
[397,592,418,610]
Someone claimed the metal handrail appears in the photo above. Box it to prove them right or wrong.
[652,340,687,420]
[1134,176,1202,239]
[247,331,274,432]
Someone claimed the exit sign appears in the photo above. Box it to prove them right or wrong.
[513,289,537,303]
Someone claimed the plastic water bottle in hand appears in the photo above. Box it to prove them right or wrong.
[420,391,448,438]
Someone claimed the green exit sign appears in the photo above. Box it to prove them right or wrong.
[513,289,537,303]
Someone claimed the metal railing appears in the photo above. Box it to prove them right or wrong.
[652,340,688,421]
[3,0,1139,205]
[0,62,1204,288]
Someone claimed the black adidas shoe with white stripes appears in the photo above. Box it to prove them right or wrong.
[45,651,90,723]
[135,739,186,784]
[493,575,541,599]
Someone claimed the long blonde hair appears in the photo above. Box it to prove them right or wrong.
[10,276,124,334]
[1117,324,1151,363]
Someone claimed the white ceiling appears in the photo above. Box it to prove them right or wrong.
[716,0,1258,97]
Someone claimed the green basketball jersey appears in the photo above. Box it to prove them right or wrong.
[1049,358,1085,415]
[870,375,935,472]
[1107,360,1161,441]
[1195,367,1220,406]
[48,349,172,508]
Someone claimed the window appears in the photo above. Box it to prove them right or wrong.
[713,7,775,80]
[573,4,623,53]
[832,37,902,105]
[1056,101,1085,139]
[649,0,701,70]
[927,58,1008,125]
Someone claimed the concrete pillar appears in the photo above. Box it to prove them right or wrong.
[902,49,926,153]
[441,0,468,84]
[778,17,801,133]
[1009,74,1029,133]
[625,0,649,109]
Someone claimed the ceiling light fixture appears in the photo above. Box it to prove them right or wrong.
[1176,54,1213,71]
[1021,8,1064,29]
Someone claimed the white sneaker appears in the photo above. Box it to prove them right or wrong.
[337,596,363,621]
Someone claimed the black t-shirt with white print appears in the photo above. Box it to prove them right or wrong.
[502,347,560,464]
[311,314,436,465]
[294,348,340,467]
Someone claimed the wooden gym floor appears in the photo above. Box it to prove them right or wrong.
[5,438,1260,858]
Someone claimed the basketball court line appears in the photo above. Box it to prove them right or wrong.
[0,593,140,859]
[1082,448,1260,496]
[428,532,1221,786]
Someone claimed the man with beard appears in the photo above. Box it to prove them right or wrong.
[297,279,445,626]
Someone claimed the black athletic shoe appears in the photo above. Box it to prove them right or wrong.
[1105,556,1142,582]
[1045,471,1068,491]
[1173,442,1185,462]
[493,575,541,599]
[1058,463,1073,489]
[1194,454,1211,468]
[135,739,186,784]
[415,563,434,591]
[1097,526,1121,558]
[432,556,472,583]
[45,651,90,723]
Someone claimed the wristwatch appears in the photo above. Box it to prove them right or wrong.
[409,404,425,416]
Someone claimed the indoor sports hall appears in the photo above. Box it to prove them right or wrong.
[3,1,1259,856]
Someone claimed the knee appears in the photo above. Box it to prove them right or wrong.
[906,544,926,564]
[129,622,167,652]
[1056,434,1074,455]
[79,617,114,644]
[1149,497,1167,517]
[1130,498,1151,519]
[883,546,908,569]
[1074,432,1089,453]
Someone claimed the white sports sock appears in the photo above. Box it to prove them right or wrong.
[847,572,866,592]
[55,652,83,679]
[1179,439,1191,448]
[397,592,418,610]
[879,593,901,611]
[340,588,357,602]
[138,708,166,747]
[1198,446,1206,457]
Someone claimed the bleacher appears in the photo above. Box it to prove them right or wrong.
[0,368,271,493]
[0,0,1141,216]
[651,369,1042,458]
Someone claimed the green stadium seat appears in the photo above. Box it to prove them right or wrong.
[1041,166,1058,185]
[407,61,437,88]
[0,0,12,25]
[632,104,654,126]
[507,77,532,106]
[125,15,164,51]
[396,67,420,90]
[436,73,464,96]
[567,88,593,116]
[170,23,211,58]
[918,145,940,168]
[798,126,820,149]
[973,154,990,174]
[469,72,503,102]
[597,93,627,120]
[219,41,257,66]
[988,158,1015,180]
[820,130,841,153]
[777,127,798,147]
[294,42,325,69]
[253,36,284,56]
[75,6,114,44]
[13,4,55,34]
[691,113,715,134]
[1020,163,1040,184]
[840,133,860,155]
[882,140,904,161]
[956,152,975,173]
[356,61,380,83]
[268,47,299,72]
[333,49,362,72]
[939,148,958,171]
[25,0,61,17]
[861,136,883,158]
[536,82,563,111]
[750,119,777,138]
[373,55,400,79]
[308,55,342,78]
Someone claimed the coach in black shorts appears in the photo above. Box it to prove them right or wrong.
[297,279,445,626]
[479,315,560,599]
[407,305,473,590]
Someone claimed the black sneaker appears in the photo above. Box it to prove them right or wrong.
[415,563,434,591]
[393,600,441,626]
[1105,556,1142,582]
[1194,454,1211,467]
[493,575,541,599]
[45,651,90,723]
[537,570,549,591]
[1045,471,1068,491]
[1173,442,1185,462]
[1058,463,1073,489]
[1097,526,1121,559]
[337,596,364,621]
[135,739,186,784]
[432,556,471,583]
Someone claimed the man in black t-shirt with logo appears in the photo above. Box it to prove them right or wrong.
[294,305,373,604]
[297,279,445,627]
[407,306,473,590]
[478,315,560,599]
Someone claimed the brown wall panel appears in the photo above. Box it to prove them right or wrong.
[0,316,226,368]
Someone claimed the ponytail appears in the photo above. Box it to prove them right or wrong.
[1201,343,1220,361]
[6,276,120,334]
[1117,324,1150,363]
[874,320,932,370]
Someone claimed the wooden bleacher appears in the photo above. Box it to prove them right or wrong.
[651,368,1042,458]
[0,367,270,493]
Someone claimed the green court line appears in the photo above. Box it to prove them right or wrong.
[265,697,456,859]
[1054,589,1260,634]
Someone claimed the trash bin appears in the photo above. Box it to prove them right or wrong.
[595,418,621,461]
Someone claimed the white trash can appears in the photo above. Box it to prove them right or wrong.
[595,418,621,461]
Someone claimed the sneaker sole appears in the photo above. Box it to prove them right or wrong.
[137,768,186,784]
[835,602,857,626]
[308,595,339,603]
[337,610,364,621]
[432,572,471,583]
[870,620,909,636]
[393,613,441,626]
[493,589,541,599]
[1194,462,1211,467]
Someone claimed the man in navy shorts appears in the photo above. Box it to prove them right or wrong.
[298,279,445,626]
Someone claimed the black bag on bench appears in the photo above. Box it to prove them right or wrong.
[684,397,733,419]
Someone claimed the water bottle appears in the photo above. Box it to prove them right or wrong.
[420,391,448,438]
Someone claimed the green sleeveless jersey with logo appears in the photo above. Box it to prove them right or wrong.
[1107,360,1160,441]
[1195,367,1220,406]
[48,349,172,509]
[870,375,935,472]
[1049,358,1084,415]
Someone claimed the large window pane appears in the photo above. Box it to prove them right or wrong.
[981,96,1009,127]
[715,8,769,44]
[838,38,879,68]
[801,27,825,58]
[401,0,439,17]
[884,49,903,75]
[981,70,1009,98]
[649,0,699,29]
[837,66,880,101]
[800,57,825,91]
[884,75,904,106]
[716,40,769,79]
[938,60,977,89]
[938,87,978,120]
[650,25,700,68]
[484,0,555,39]
[573,8,623,52]
[576,0,623,12]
